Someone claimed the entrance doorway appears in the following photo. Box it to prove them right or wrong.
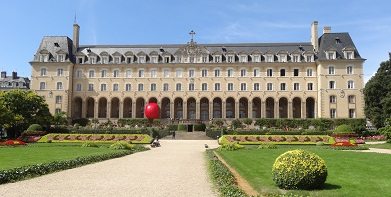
[187,125,193,132]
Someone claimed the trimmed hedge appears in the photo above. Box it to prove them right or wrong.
[0,150,142,184]
[26,124,43,131]
[206,129,223,139]
[219,135,333,145]
[177,124,187,131]
[72,118,90,127]
[38,134,153,144]
[193,123,206,131]
[209,129,333,136]
[206,150,247,197]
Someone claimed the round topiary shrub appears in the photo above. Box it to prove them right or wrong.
[272,149,327,190]
[334,124,353,134]
[27,124,43,131]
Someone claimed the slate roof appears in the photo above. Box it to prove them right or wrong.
[317,33,363,60]
[34,36,74,62]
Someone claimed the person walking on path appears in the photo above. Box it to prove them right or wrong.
[172,130,176,139]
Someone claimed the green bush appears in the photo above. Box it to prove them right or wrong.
[334,124,353,134]
[167,124,178,131]
[81,141,99,148]
[206,129,222,139]
[218,142,244,151]
[211,119,225,128]
[231,119,243,130]
[257,143,277,149]
[272,150,328,190]
[193,124,206,131]
[378,126,391,139]
[72,118,90,127]
[177,124,187,131]
[27,124,43,132]
[109,142,135,150]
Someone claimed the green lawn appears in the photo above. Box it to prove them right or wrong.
[217,145,391,197]
[366,142,391,149]
[0,143,123,170]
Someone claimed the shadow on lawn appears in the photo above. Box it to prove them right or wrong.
[322,183,342,190]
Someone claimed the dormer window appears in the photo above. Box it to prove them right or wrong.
[202,56,208,63]
[139,56,146,63]
[227,55,234,63]
[126,57,132,64]
[114,56,120,64]
[39,55,48,62]
[164,56,171,63]
[239,55,247,63]
[292,55,300,62]
[102,56,108,64]
[253,55,260,62]
[305,55,314,62]
[213,55,221,63]
[279,55,287,62]
[345,51,354,59]
[326,51,336,60]
[266,55,274,63]
[151,56,158,63]
[57,54,65,62]
[90,57,96,64]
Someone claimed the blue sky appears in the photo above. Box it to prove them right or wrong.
[0,0,390,83]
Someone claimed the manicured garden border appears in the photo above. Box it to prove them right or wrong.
[38,134,152,144]
[0,149,146,184]
[218,135,334,145]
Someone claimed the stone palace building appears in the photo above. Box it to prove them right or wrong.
[30,21,365,121]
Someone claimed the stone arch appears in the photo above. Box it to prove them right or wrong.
[161,97,170,119]
[266,97,275,118]
[187,97,196,119]
[306,97,315,118]
[239,97,248,118]
[279,97,288,118]
[292,97,301,118]
[213,97,222,118]
[200,97,209,121]
[98,97,107,118]
[110,97,120,118]
[252,97,261,118]
[174,97,183,119]
[73,97,82,119]
[149,97,158,103]
[86,97,95,118]
[123,97,132,118]
[226,97,235,118]
[136,97,145,118]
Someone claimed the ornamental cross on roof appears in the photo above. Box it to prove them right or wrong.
[189,30,196,42]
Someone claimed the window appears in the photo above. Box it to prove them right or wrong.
[163,83,169,91]
[55,96,62,104]
[125,70,132,78]
[279,55,287,62]
[202,56,208,63]
[253,69,260,77]
[202,83,207,91]
[89,70,95,78]
[102,56,108,64]
[151,83,157,91]
[164,56,170,63]
[55,108,62,114]
[280,83,286,91]
[293,69,299,76]
[151,56,158,63]
[76,70,82,78]
[39,82,46,90]
[328,66,335,75]
[125,84,131,91]
[253,83,260,91]
[215,83,221,91]
[58,55,64,62]
[113,70,120,78]
[138,69,144,77]
[88,84,94,91]
[267,83,273,91]
[113,84,119,91]
[138,84,144,91]
[90,57,96,64]
[240,83,247,91]
[201,69,208,77]
[330,109,336,118]
[101,70,107,77]
[188,83,194,91]
[150,69,157,78]
[280,69,286,76]
[347,66,353,74]
[40,68,47,76]
[214,56,221,63]
[329,81,336,89]
[57,68,63,76]
[240,69,247,77]
[56,82,63,90]
[267,69,273,76]
[348,80,354,89]
[330,95,337,103]
[176,69,183,78]
[188,69,195,77]
[307,68,313,76]
[176,83,182,91]
[227,55,234,63]
[327,52,336,60]
[114,56,120,64]
[100,84,107,91]
[227,69,234,77]
[307,83,313,90]
[227,83,234,91]
[253,55,260,62]
[292,55,300,62]
[126,57,132,64]
[266,55,273,62]
[349,109,356,118]
[76,83,82,91]
[214,69,221,77]
[348,95,355,104]
[293,83,300,91]
[138,56,145,63]
[306,55,313,62]
[346,51,354,59]
[163,69,170,78]
[240,55,247,63]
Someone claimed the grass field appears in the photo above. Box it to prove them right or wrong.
[0,143,123,170]
[217,145,391,197]
[366,142,391,149]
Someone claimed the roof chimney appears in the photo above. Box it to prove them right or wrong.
[1,71,6,78]
[311,21,319,52]
[12,71,17,79]
[73,23,80,49]
[323,26,331,34]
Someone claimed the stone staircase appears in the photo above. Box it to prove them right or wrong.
[163,131,214,140]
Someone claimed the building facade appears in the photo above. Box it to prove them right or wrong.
[30,21,365,121]
[0,71,30,91]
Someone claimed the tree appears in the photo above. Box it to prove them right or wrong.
[364,59,391,128]
[0,90,52,138]
[52,111,68,126]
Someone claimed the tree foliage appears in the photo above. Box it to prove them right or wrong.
[364,60,391,128]
[0,90,52,137]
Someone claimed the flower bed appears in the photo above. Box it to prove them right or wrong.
[0,140,27,146]
[218,135,333,145]
[38,134,152,144]
[362,135,387,141]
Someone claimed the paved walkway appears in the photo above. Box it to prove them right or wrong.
[0,140,219,197]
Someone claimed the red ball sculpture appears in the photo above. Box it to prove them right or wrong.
[144,102,160,120]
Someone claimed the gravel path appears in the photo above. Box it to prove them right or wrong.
[0,140,218,197]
